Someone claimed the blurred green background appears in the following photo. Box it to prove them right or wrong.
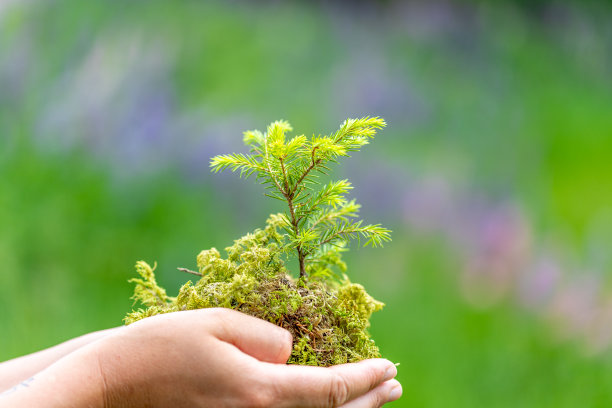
[1,0,612,406]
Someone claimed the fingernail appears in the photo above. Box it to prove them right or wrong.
[384,365,397,381]
[388,383,402,402]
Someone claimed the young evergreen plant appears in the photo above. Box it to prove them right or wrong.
[125,117,392,366]
[211,116,391,279]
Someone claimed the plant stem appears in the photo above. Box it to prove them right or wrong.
[280,156,307,278]
[291,147,320,196]
[285,188,306,278]
[297,247,306,279]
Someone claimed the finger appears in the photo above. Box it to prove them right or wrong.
[339,380,402,408]
[271,358,397,407]
[207,308,293,364]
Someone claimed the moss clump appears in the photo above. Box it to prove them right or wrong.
[126,117,391,366]
[125,215,383,366]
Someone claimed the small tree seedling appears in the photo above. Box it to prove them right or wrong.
[210,116,391,280]
[126,117,392,366]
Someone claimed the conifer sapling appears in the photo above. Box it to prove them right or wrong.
[210,116,391,280]
[125,117,392,366]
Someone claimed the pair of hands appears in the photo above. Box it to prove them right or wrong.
[0,308,402,407]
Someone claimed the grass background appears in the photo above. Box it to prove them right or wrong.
[1,0,612,406]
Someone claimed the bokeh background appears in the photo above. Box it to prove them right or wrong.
[2,0,612,405]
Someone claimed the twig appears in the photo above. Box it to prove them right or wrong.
[177,267,203,277]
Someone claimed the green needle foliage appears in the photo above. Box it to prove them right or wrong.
[126,117,392,366]
[210,116,391,279]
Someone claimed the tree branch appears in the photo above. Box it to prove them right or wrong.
[279,156,290,193]
[291,146,320,196]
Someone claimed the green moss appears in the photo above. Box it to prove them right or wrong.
[125,214,383,366]
[126,118,391,366]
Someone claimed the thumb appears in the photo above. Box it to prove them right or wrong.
[207,308,293,364]
[271,358,398,407]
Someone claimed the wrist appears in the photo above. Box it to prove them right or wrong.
[0,327,121,393]
[0,343,106,408]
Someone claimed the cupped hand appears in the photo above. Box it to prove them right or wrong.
[96,308,402,407]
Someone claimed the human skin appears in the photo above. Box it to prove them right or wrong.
[0,308,402,407]
[0,327,120,391]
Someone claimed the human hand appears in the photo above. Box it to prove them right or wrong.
[0,308,401,407]
[97,308,402,407]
